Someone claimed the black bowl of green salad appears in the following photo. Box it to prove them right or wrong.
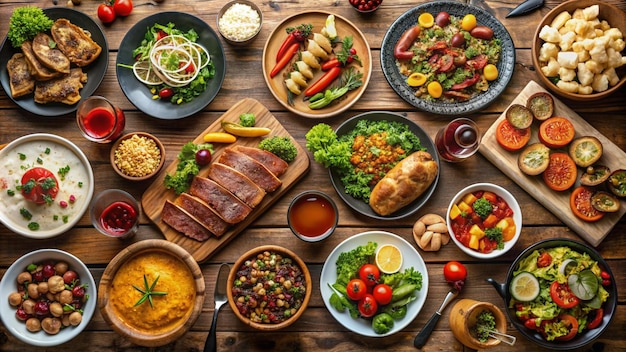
[487,238,617,350]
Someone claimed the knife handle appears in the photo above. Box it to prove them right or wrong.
[203,309,220,352]
[413,312,442,349]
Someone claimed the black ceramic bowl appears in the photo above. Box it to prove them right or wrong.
[487,239,617,350]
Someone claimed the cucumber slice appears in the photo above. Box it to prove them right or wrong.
[510,272,540,302]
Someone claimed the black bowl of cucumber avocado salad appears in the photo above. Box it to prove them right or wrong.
[486,238,617,350]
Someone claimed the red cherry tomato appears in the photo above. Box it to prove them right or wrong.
[537,252,552,268]
[586,308,604,329]
[158,88,174,99]
[346,279,367,301]
[113,0,133,17]
[97,4,116,24]
[524,318,538,330]
[357,294,378,318]
[372,284,393,305]
[549,281,580,309]
[20,167,59,204]
[555,314,579,341]
[443,261,467,282]
[359,264,380,287]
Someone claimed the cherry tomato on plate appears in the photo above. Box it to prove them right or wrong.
[570,186,605,222]
[372,284,393,305]
[21,167,59,204]
[358,293,378,318]
[346,278,367,301]
[586,308,604,329]
[113,0,133,17]
[524,318,538,330]
[495,118,531,151]
[537,252,552,268]
[97,4,116,23]
[550,281,580,309]
[359,264,380,287]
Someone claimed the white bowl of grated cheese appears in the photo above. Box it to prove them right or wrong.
[217,0,263,46]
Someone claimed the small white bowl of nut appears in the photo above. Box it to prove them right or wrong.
[0,249,97,347]
[110,132,165,181]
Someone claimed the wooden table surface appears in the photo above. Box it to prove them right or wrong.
[1,0,625,351]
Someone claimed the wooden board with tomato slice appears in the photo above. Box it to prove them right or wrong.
[479,80,626,247]
[142,98,310,262]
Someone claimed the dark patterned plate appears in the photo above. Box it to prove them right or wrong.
[380,1,515,115]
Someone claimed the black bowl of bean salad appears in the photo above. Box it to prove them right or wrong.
[227,245,312,330]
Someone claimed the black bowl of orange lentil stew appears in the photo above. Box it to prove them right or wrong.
[227,245,312,330]
[329,111,440,220]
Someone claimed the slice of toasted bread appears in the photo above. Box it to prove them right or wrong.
[31,32,71,74]
[34,67,87,105]
[51,18,102,67]
[7,53,35,98]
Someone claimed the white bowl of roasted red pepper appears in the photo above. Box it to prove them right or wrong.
[486,238,617,350]
[0,248,97,347]
[227,245,312,330]
[447,182,522,259]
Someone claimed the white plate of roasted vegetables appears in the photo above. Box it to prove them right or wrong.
[320,231,429,337]
[262,11,372,118]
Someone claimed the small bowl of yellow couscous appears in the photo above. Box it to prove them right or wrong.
[110,132,165,181]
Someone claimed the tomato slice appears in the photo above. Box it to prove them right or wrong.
[496,119,531,151]
[539,116,575,148]
[543,153,577,191]
[586,308,604,329]
[550,281,580,309]
[20,167,59,205]
[555,314,579,341]
[537,252,552,268]
[570,186,605,222]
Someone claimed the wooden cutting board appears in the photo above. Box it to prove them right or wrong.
[142,98,310,262]
[479,80,626,247]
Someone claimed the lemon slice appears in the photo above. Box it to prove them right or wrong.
[375,244,403,274]
[132,61,163,85]
[509,272,540,302]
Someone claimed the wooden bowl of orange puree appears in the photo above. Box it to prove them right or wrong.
[98,240,205,347]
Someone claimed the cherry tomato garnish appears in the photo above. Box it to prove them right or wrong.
[359,264,380,287]
[113,0,133,17]
[21,167,59,204]
[372,284,393,305]
[97,4,116,23]
[357,293,378,318]
[537,252,552,268]
[346,278,367,301]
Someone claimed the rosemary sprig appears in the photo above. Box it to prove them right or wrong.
[133,274,167,308]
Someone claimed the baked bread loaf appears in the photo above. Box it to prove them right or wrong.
[413,214,450,251]
[369,151,438,216]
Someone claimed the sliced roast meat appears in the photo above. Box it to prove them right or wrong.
[218,148,282,192]
[189,176,252,224]
[161,200,212,241]
[175,193,230,237]
[207,163,266,208]
[232,145,289,177]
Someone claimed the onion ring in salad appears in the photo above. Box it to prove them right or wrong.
[140,34,211,87]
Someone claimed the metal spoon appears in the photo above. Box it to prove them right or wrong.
[203,263,229,352]
[414,288,459,348]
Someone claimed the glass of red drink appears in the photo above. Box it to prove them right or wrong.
[89,189,139,239]
[76,96,125,143]
[288,190,338,242]
[435,118,482,162]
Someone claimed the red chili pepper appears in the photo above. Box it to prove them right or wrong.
[276,33,297,62]
[450,73,481,90]
[321,58,341,71]
[304,66,341,96]
[270,43,299,78]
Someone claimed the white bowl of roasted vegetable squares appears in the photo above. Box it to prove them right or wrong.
[227,245,312,331]
[487,238,617,350]
[320,231,429,337]
[447,183,522,259]
[0,249,96,347]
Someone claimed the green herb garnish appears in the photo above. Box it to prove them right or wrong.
[133,274,167,308]
[472,197,492,219]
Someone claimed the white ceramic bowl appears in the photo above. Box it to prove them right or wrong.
[0,249,97,347]
[447,183,522,259]
[0,133,95,238]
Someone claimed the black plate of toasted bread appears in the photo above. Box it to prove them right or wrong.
[0,7,108,117]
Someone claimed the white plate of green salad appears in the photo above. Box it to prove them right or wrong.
[320,231,429,337]
[116,12,226,119]
[305,111,439,220]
